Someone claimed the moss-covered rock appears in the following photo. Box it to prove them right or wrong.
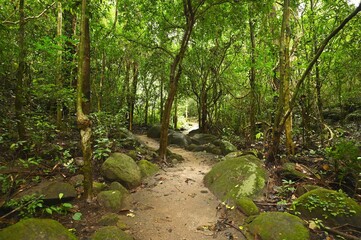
[292,188,361,227]
[93,181,107,194]
[205,143,222,155]
[138,160,159,178]
[101,153,142,189]
[295,184,320,197]
[90,226,133,240]
[235,197,259,216]
[109,182,129,195]
[204,154,267,202]
[279,162,309,180]
[98,213,129,230]
[213,139,237,155]
[0,218,77,240]
[245,212,309,240]
[97,190,125,212]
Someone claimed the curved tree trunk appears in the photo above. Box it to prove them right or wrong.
[158,0,200,161]
[267,2,361,164]
[77,0,93,202]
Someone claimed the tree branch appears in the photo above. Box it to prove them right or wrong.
[2,2,56,25]
[280,3,361,128]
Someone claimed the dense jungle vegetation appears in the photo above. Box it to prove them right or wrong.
[0,0,360,239]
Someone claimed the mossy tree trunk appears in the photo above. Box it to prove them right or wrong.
[77,0,93,202]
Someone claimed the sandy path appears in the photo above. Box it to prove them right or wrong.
[119,135,245,240]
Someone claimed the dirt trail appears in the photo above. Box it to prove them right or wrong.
[119,135,245,240]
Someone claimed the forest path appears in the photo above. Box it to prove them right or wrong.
[119,135,245,240]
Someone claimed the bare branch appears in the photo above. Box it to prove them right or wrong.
[2,2,56,25]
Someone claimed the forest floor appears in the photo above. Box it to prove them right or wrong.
[116,134,245,240]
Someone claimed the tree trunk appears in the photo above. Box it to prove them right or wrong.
[159,0,199,161]
[15,0,26,140]
[77,0,93,202]
[129,61,138,131]
[249,4,256,144]
[56,0,63,129]
[267,2,361,164]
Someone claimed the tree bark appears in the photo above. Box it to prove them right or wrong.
[248,4,256,144]
[56,0,63,129]
[129,61,138,131]
[159,0,200,161]
[77,0,93,202]
[15,0,26,140]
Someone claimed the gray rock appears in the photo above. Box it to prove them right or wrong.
[167,131,190,147]
[101,153,142,189]
[42,182,77,200]
[0,218,77,240]
[190,133,217,145]
[245,212,309,240]
[146,125,162,139]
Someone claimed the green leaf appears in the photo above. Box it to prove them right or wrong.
[46,208,53,214]
[62,203,73,209]
[59,193,64,200]
[72,212,82,221]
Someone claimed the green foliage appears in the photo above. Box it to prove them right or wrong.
[276,179,296,198]
[5,194,44,218]
[5,193,74,219]
[326,139,361,189]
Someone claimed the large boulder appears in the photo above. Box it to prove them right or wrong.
[292,188,361,227]
[138,160,159,178]
[97,190,125,212]
[146,125,162,139]
[168,131,190,147]
[90,226,133,240]
[0,218,77,240]
[245,212,309,240]
[190,133,217,145]
[101,153,142,189]
[204,154,267,203]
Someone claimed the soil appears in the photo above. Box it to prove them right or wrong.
[116,135,246,240]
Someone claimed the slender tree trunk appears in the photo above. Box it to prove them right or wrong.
[200,78,207,133]
[129,61,138,131]
[97,51,105,112]
[267,2,361,164]
[283,6,294,155]
[15,0,26,140]
[77,0,93,202]
[173,95,178,129]
[56,0,63,129]
[160,75,164,122]
[159,0,198,161]
[249,5,256,144]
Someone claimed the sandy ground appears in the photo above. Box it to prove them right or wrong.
[118,135,246,240]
